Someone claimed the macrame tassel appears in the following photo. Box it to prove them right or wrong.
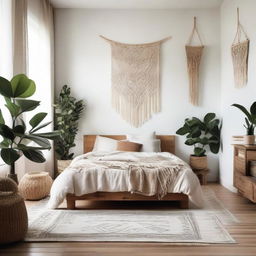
[186,17,204,106]
[112,86,160,128]
[186,46,204,105]
[231,8,249,88]
[231,40,249,88]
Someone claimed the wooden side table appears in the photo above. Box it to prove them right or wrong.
[192,168,209,185]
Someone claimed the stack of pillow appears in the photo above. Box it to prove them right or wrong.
[93,132,161,152]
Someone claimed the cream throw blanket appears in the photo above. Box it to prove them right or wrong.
[48,152,204,209]
[101,36,171,127]
[62,153,180,199]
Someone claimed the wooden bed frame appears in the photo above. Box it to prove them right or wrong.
[66,135,189,209]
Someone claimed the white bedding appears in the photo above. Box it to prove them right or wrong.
[48,152,204,209]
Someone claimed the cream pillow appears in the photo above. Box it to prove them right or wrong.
[93,136,118,152]
[126,132,161,152]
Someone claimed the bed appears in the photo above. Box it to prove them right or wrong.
[48,135,204,209]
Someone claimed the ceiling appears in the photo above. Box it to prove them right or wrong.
[50,0,223,9]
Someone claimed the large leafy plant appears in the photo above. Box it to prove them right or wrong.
[0,74,59,177]
[54,85,85,160]
[231,102,256,135]
[176,113,221,157]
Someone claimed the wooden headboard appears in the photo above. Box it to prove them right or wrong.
[83,135,175,154]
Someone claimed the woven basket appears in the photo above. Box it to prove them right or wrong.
[0,178,28,244]
[19,172,53,200]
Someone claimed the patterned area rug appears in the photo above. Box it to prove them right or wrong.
[26,188,237,243]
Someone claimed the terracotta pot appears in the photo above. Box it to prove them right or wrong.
[189,155,208,170]
[244,135,255,145]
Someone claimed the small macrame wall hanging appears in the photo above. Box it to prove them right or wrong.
[101,35,171,127]
[185,17,204,106]
[231,8,249,88]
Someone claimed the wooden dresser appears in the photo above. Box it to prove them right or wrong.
[233,144,256,202]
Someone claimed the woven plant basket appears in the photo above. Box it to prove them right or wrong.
[0,178,28,244]
[19,172,53,200]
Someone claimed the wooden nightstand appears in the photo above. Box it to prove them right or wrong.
[233,144,256,203]
[192,168,209,185]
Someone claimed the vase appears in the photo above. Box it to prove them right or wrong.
[244,135,255,145]
[189,155,208,170]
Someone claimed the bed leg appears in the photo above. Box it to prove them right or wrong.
[180,199,189,209]
[67,198,76,209]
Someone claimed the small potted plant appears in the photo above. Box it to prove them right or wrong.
[54,85,85,174]
[232,102,256,145]
[0,74,60,183]
[176,113,221,170]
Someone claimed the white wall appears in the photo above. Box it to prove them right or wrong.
[0,0,13,177]
[220,0,256,191]
[55,8,221,181]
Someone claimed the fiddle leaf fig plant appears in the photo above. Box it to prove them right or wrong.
[231,102,256,135]
[0,74,60,181]
[54,85,85,160]
[176,113,221,157]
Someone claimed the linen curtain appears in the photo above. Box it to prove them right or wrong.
[0,0,13,177]
[13,0,55,179]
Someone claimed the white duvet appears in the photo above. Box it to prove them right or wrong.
[48,152,204,209]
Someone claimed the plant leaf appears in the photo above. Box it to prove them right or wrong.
[0,124,15,141]
[232,104,252,122]
[16,99,40,112]
[204,113,216,123]
[0,138,10,148]
[22,149,46,163]
[209,142,220,154]
[4,97,20,117]
[1,148,20,165]
[30,121,52,133]
[194,147,206,157]
[0,76,13,97]
[29,112,47,129]
[11,74,36,98]
[191,127,201,138]
[0,109,5,124]
[13,125,25,135]
[23,134,51,149]
[176,126,189,135]
[250,102,256,115]
[34,131,60,140]
[185,138,197,145]
[17,144,50,150]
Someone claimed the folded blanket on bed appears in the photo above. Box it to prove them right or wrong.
[128,165,179,199]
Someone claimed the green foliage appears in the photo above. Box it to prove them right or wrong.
[176,113,221,157]
[54,85,85,160]
[0,74,60,174]
[232,103,256,135]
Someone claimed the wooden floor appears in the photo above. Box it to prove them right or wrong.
[1,183,256,256]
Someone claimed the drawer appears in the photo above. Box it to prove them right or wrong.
[234,156,246,174]
[247,151,256,161]
[235,175,253,201]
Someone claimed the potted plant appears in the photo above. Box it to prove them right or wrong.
[0,74,60,183]
[54,85,85,174]
[232,102,256,145]
[176,113,221,170]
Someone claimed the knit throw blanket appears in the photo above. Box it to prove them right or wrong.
[70,152,181,199]
[101,36,171,127]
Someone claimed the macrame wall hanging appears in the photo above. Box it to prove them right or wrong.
[231,8,249,88]
[185,17,204,106]
[101,35,171,127]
